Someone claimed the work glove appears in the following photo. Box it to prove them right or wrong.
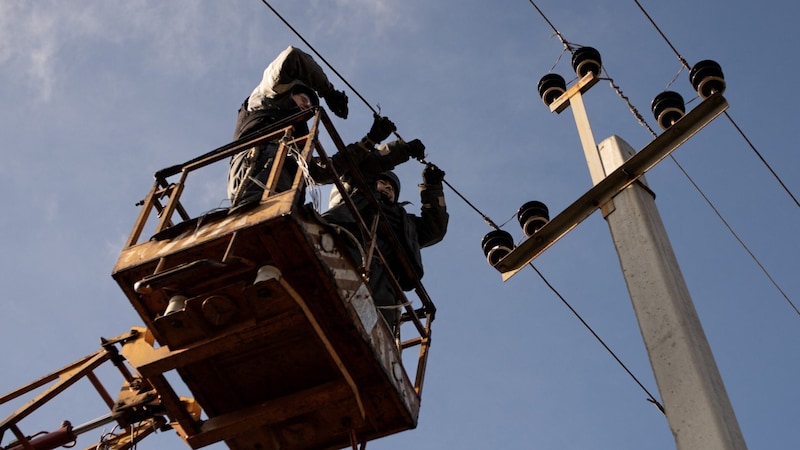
[422,163,445,184]
[322,89,349,119]
[366,114,397,144]
[405,139,426,161]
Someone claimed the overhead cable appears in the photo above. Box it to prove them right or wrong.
[258,0,501,231]
[526,0,798,319]
[523,0,673,412]
[632,0,800,317]
[633,0,800,209]
[528,263,665,414]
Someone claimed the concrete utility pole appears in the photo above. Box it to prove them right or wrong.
[599,135,747,450]
[493,73,747,449]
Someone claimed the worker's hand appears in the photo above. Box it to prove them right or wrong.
[322,89,349,119]
[405,139,426,161]
[366,114,397,144]
[422,163,445,184]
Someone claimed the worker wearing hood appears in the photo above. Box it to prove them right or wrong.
[323,163,449,330]
[227,46,424,208]
[236,45,348,138]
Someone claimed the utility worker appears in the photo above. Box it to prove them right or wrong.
[323,163,449,330]
[227,45,423,207]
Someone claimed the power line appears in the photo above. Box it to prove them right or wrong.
[258,0,502,233]
[262,0,668,414]
[525,0,799,318]
[722,110,800,209]
[259,0,376,117]
[253,2,664,412]
[523,0,798,408]
[632,0,800,209]
[528,263,666,414]
[505,1,670,410]
[526,0,574,52]
[632,0,800,317]
[667,154,800,316]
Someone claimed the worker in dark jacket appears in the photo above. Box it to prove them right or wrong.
[227,45,419,207]
[323,163,449,330]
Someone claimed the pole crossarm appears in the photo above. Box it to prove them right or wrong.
[495,92,728,280]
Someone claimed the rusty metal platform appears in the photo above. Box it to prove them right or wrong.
[113,191,421,449]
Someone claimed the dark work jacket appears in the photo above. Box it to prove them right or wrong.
[322,184,448,291]
[229,95,415,199]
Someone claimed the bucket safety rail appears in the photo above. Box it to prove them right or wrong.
[120,106,437,395]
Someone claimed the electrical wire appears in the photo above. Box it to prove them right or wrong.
[260,0,666,417]
[258,0,499,232]
[527,262,665,414]
[633,0,800,209]
[667,154,800,316]
[259,0,376,117]
[601,70,799,318]
[526,0,575,53]
[632,0,800,317]
[441,178,501,230]
[253,0,674,412]
[601,74,659,138]
[528,0,799,319]
[523,0,666,413]
[261,0,664,384]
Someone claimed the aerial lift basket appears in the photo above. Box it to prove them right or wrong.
[110,108,435,449]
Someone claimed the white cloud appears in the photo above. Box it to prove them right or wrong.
[0,1,251,102]
[0,2,60,100]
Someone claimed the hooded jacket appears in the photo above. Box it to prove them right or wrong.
[323,172,448,291]
[227,46,417,206]
[233,46,331,140]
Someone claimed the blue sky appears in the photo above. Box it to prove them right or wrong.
[1,1,798,449]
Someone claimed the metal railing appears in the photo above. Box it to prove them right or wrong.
[122,106,437,395]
